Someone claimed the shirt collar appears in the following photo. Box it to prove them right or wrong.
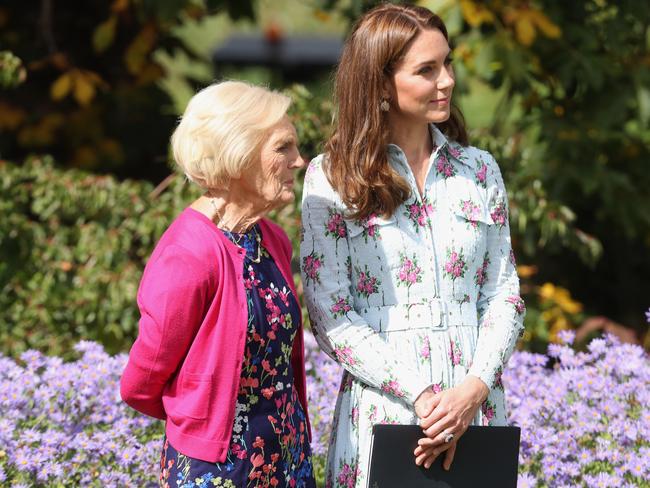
[387,124,474,169]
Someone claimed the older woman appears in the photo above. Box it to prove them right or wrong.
[121,81,315,488]
[301,4,525,487]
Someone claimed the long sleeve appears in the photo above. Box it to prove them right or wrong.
[120,244,209,419]
[300,160,432,405]
[468,154,525,389]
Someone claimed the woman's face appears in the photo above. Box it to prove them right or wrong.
[237,115,305,209]
[387,28,455,125]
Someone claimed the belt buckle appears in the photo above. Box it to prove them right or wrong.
[431,300,449,331]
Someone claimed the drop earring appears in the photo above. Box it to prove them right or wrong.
[380,99,390,112]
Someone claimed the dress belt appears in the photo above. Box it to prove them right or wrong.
[358,299,478,333]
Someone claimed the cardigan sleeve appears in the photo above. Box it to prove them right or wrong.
[468,154,525,389]
[120,244,209,419]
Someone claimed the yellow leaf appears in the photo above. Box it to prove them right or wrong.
[539,282,556,301]
[73,71,96,106]
[516,264,538,279]
[549,316,569,343]
[460,0,495,27]
[515,15,536,46]
[93,15,117,53]
[134,62,164,86]
[313,9,330,22]
[530,11,562,39]
[51,72,72,100]
[111,0,129,12]
[0,8,8,28]
[124,24,157,75]
[0,102,26,130]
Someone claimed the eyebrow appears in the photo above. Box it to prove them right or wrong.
[415,54,452,67]
[273,136,295,146]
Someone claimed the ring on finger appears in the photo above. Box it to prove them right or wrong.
[443,430,455,443]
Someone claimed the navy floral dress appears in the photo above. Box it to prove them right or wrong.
[160,225,315,488]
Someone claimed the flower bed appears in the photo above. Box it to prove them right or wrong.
[0,334,647,487]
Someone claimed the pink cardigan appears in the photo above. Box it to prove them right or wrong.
[120,208,311,463]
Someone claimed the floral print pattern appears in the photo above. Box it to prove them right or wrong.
[396,253,423,301]
[161,227,315,488]
[301,125,524,487]
[443,248,468,281]
[458,199,483,228]
[354,265,381,304]
[330,296,352,319]
[404,197,434,231]
[302,251,323,286]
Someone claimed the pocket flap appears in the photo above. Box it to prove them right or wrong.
[345,214,396,238]
[454,200,494,225]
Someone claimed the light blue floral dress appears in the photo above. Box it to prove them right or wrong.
[300,125,525,488]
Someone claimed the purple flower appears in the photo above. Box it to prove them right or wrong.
[504,334,650,486]
[0,343,162,486]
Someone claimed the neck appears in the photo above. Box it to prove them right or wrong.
[387,118,433,162]
[203,188,270,233]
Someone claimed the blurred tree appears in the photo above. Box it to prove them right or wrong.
[317,0,650,337]
[0,0,256,181]
[427,0,650,336]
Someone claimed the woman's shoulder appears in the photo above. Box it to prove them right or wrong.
[149,209,223,272]
[456,143,497,166]
[302,154,344,206]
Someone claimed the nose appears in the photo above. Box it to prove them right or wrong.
[290,152,306,170]
[438,64,455,91]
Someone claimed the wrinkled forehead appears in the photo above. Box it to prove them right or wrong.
[266,116,297,143]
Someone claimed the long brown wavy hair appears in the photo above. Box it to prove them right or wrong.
[325,3,468,220]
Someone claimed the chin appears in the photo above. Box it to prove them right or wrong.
[276,192,295,206]
[427,111,451,124]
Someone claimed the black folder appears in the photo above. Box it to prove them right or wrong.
[367,424,520,488]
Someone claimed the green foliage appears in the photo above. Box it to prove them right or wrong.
[0,1,255,181]
[0,51,26,88]
[422,0,650,331]
[0,86,328,358]
[0,156,200,357]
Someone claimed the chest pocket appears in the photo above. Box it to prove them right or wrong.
[441,174,494,267]
[448,202,493,269]
[345,214,401,305]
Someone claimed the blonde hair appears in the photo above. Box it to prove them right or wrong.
[171,80,291,190]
